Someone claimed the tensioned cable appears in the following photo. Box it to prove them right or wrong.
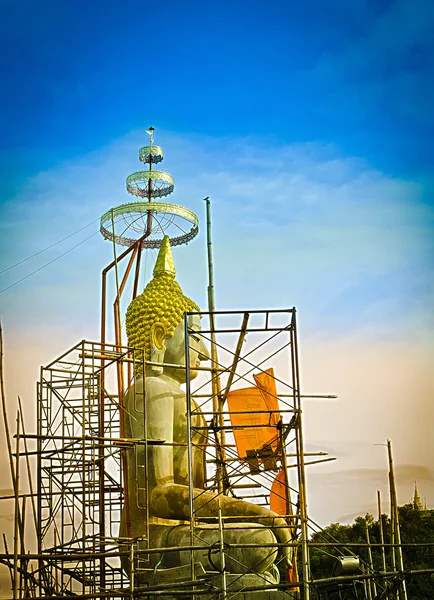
[0,216,126,296]
[0,216,101,275]
[0,230,100,295]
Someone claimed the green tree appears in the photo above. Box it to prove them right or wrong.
[308,505,434,599]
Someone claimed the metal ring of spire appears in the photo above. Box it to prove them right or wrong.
[100,201,199,249]
[126,170,174,198]
[100,128,199,249]
[139,145,164,164]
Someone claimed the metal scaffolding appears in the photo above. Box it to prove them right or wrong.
[184,308,310,599]
[1,313,434,600]
[0,305,313,598]
[35,340,143,597]
[0,145,430,598]
[29,308,322,599]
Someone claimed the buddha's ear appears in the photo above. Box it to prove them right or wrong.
[149,322,166,375]
[150,322,166,351]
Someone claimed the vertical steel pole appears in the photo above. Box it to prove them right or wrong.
[100,267,108,576]
[99,154,156,553]
[291,309,310,600]
[278,417,299,593]
[377,490,387,573]
[19,495,26,598]
[184,314,196,585]
[218,501,227,600]
[111,209,122,345]
[81,341,87,596]
[130,544,135,600]
[204,198,227,495]
[133,244,143,300]
[97,370,106,590]
[387,440,408,600]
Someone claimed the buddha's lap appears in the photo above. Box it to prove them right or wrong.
[147,522,278,573]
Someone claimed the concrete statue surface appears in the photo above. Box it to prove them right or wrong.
[120,236,292,583]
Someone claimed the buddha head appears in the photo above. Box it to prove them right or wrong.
[126,236,209,381]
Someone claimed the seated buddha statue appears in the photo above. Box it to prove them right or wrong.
[120,236,292,581]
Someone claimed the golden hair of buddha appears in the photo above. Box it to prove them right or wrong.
[125,236,199,376]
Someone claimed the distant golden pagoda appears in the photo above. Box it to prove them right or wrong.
[413,482,425,511]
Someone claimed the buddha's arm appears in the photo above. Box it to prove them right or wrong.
[136,379,291,565]
[150,483,292,567]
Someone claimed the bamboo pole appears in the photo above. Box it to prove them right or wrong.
[0,326,26,596]
[219,313,249,406]
[2,534,13,589]
[204,197,228,494]
[365,519,376,598]
[18,397,37,531]
[13,411,20,600]
[387,439,408,600]
[377,490,387,573]
[387,444,397,600]
[0,324,19,508]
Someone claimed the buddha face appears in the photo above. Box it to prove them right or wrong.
[163,314,210,382]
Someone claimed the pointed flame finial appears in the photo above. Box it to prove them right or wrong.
[153,235,176,278]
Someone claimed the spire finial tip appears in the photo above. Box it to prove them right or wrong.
[153,235,176,278]
[146,126,155,144]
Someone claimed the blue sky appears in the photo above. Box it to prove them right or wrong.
[1,0,434,185]
[0,0,433,528]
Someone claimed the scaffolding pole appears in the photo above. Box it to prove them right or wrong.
[4,318,432,600]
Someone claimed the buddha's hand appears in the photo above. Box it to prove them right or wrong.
[232,504,293,568]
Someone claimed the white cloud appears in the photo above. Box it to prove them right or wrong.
[0,130,432,526]
[1,130,432,339]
